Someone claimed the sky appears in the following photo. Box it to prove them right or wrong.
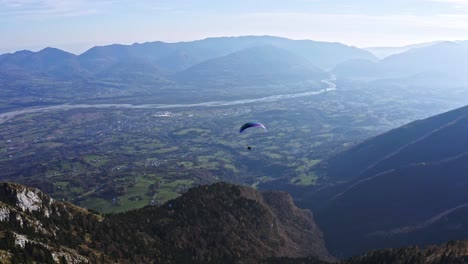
[1,0,468,54]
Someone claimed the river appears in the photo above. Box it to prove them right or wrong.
[0,77,336,124]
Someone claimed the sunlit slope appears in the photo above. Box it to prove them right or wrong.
[0,181,331,263]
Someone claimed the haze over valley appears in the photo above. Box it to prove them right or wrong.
[2,0,468,262]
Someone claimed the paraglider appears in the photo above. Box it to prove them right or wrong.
[239,122,267,133]
[239,122,266,151]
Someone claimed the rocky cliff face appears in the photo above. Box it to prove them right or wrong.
[1,182,50,210]
[0,182,103,263]
[0,182,331,263]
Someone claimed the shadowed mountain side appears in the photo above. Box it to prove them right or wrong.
[317,153,468,256]
[296,105,468,257]
[322,105,468,182]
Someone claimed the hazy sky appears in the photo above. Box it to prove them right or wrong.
[2,0,468,54]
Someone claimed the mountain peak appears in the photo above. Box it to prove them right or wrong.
[12,50,34,56]
[35,47,76,58]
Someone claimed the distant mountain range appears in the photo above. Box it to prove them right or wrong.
[334,41,468,83]
[3,36,468,85]
[301,105,468,257]
[2,36,468,108]
[0,36,373,81]
[0,36,379,107]
[365,41,443,59]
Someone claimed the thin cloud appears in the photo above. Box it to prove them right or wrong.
[0,0,115,18]
[430,0,468,10]
[431,0,468,3]
[241,11,468,29]
[231,11,468,46]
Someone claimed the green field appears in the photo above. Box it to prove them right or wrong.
[0,81,436,213]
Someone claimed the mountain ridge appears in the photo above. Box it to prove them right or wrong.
[0,181,332,263]
[4,181,468,263]
[0,36,376,76]
[176,45,327,86]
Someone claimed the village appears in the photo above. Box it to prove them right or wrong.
[0,81,448,213]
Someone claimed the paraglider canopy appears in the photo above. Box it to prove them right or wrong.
[239,122,267,133]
